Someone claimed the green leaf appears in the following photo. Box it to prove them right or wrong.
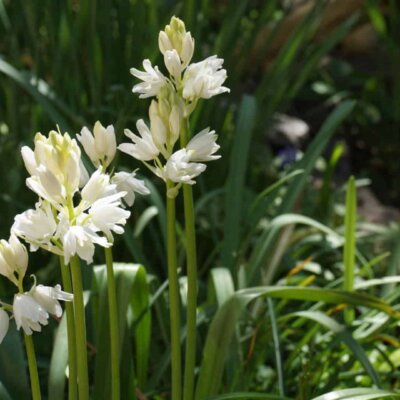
[311,388,400,400]
[208,393,293,400]
[195,286,397,399]
[48,314,68,400]
[343,176,357,324]
[221,95,257,271]
[92,263,147,400]
[130,264,151,390]
[0,323,29,400]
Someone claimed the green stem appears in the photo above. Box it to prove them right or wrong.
[181,119,198,400]
[166,180,182,400]
[104,247,120,400]
[24,334,41,400]
[182,184,198,400]
[70,256,89,400]
[59,257,78,400]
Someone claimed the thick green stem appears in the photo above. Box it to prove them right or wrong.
[181,119,198,400]
[104,247,120,400]
[182,184,198,400]
[70,256,89,400]
[59,257,78,400]
[166,180,182,400]
[24,334,41,400]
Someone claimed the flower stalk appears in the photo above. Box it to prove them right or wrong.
[181,121,198,400]
[59,256,78,400]
[166,179,182,400]
[24,333,41,400]
[104,247,120,400]
[70,256,89,400]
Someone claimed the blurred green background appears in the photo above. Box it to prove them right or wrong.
[1,0,400,398]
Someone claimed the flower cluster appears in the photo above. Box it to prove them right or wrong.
[119,16,228,196]
[12,128,148,264]
[0,234,72,341]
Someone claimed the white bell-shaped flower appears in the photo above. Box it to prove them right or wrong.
[130,60,167,98]
[89,193,131,239]
[0,234,28,283]
[13,293,49,335]
[81,168,116,206]
[112,171,150,207]
[12,201,57,253]
[118,119,160,161]
[0,309,9,343]
[186,128,221,161]
[31,284,73,318]
[165,149,206,184]
[183,55,230,101]
[56,210,109,264]
[77,121,117,168]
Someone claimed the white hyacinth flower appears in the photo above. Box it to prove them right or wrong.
[112,171,150,207]
[186,128,221,161]
[13,293,49,335]
[56,211,110,264]
[77,121,117,168]
[118,119,160,161]
[130,60,167,98]
[81,168,116,206]
[89,193,131,239]
[12,202,57,253]
[31,284,73,318]
[165,149,206,185]
[0,309,9,343]
[0,234,28,283]
[182,55,230,101]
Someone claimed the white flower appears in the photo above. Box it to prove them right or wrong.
[118,119,160,161]
[13,294,49,335]
[0,234,28,283]
[0,309,9,343]
[26,165,65,207]
[81,168,116,206]
[164,49,182,81]
[56,211,109,264]
[31,284,73,318]
[130,60,167,98]
[22,131,82,203]
[112,171,150,207]
[182,55,230,101]
[165,149,206,184]
[77,121,117,168]
[187,128,221,161]
[12,202,57,253]
[89,193,131,239]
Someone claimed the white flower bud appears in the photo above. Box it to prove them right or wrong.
[169,104,181,147]
[158,31,173,54]
[0,234,28,283]
[77,121,117,168]
[164,49,182,81]
[181,32,194,67]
